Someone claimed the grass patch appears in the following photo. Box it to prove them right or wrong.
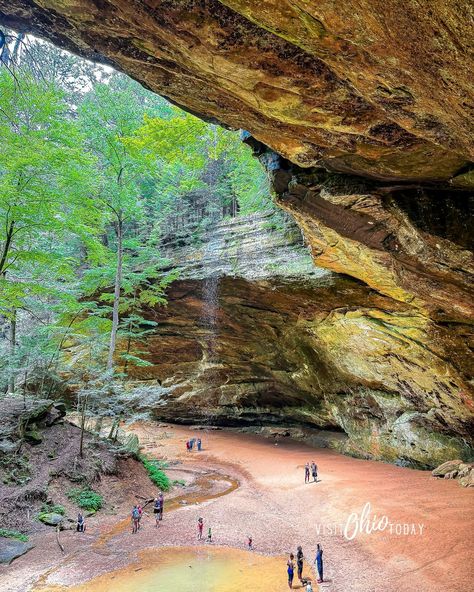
[139,455,170,491]
[0,528,28,542]
[67,488,103,512]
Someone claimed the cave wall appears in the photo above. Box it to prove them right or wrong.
[124,213,473,468]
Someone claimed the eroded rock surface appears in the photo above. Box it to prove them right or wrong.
[1,1,473,182]
[124,213,473,468]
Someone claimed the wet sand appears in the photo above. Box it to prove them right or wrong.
[2,422,473,592]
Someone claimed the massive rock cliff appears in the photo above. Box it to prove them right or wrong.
[125,213,473,468]
[1,2,473,466]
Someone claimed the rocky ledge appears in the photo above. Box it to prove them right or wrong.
[121,213,474,469]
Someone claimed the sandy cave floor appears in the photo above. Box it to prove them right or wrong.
[1,422,473,592]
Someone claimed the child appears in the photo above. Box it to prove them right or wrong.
[247,535,253,550]
[207,526,212,543]
[197,517,204,540]
[131,505,140,534]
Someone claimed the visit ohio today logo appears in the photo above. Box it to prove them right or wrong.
[316,502,425,540]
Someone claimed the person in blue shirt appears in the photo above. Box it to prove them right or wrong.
[315,543,323,583]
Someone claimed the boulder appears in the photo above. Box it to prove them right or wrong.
[0,537,34,565]
[432,460,463,477]
[38,512,64,526]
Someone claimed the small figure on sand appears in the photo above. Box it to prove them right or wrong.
[154,497,161,527]
[311,461,318,483]
[287,553,295,589]
[137,504,143,529]
[197,438,202,451]
[197,517,204,539]
[247,535,253,550]
[76,512,85,532]
[186,440,191,452]
[315,543,323,583]
[207,526,212,543]
[131,505,140,534]
[158,492,164,521]
[296,545,304,581]
[304,463,310,484]
[190,437,196,450]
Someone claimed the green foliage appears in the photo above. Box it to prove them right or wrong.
[0,34,276,397]
[40,502,65,515]
[67,488,103,511]
[0,528,28,542]
[0,454,30,485]
[139,455,171,491]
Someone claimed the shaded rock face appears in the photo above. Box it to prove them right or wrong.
[125,214,473,468]
[1,1,473,182]
[1,2,473,466]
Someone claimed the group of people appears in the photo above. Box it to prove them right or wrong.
[186,437,202,452]
[131,491,164,533]
[287,544,324,589]
[304,461,319,484]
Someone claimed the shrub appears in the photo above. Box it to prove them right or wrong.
[0,528,28,542]
[67,488,103,512]
[40,503,66,515]
[139,455,170,491]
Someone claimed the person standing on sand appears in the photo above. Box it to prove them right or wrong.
[311,461,318,482]
[315,543,323,583]
[186,440,190,452]
[287,553,295,589]
[158,492,164,521]
[247,535,253,550]
[198,517,204,539]
[304,463,310,483]
[131,505,140,534]
[137,504,143,529]
[197,438,202,451]
[153,498,160,527]
[207,526,212,543]
[296,546,304,581]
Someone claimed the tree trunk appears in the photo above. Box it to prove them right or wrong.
[107,216,123,371]
[8,308,16,395]
[79,394,88,459]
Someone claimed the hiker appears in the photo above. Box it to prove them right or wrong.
[287,553,295,589]
[197,438,202,451]
[76,512,85,532]
[154,497,161,527]
[311,461,318,483]
[296,546,304,581]
[158,492,164,521]
[304,463,310,484]
[198,517,204,540]
[315,543,324,583]
[247,535,253,550]
[137,504,143,529]
[207,526,212,543]
[131,505,140,534]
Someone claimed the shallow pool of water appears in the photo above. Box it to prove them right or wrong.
[40,547,296,592]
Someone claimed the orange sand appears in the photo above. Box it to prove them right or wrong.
[2,422,473,592]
